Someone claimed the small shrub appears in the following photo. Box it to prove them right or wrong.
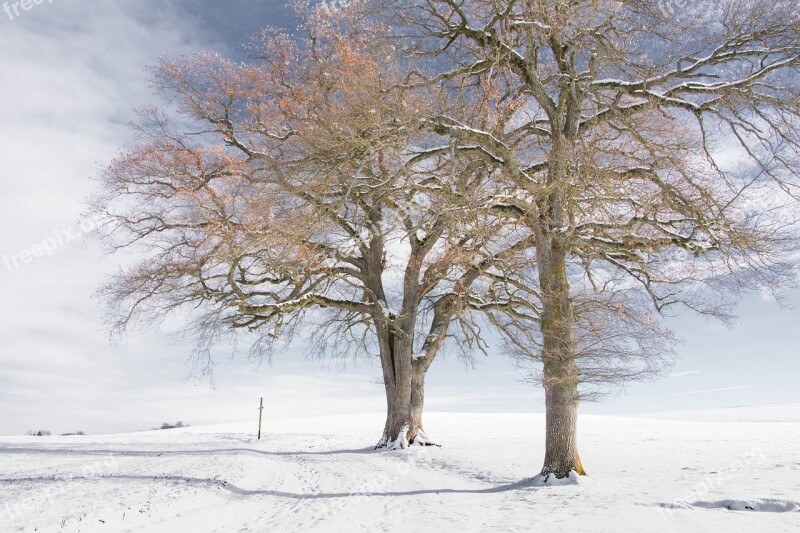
[157,421,188,430]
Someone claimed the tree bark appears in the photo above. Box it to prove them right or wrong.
[370,234,446,449]
[409,360,425,436]
[374,244,443,449]
[541,371,585,479]
[409,358,439,445]
[536,230,586,479]
[374,330,438,449]
[374,320,414,449]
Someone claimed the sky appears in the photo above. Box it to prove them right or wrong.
[0,0,798,437]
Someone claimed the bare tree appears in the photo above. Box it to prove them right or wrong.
[378,0,800,479]
[92,2,526,449]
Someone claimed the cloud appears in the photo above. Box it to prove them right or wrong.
[664,385,761,398]
[0,0,296,436]
[668,370,702,378]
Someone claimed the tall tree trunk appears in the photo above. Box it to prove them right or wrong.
[409,357,439,446]
[409,360,425,436]
[536,232,586,479]
[376,371,395,449]
[372,244,441,449]
[386,351,414,448]
[541,365,585,479]
[375,366,416,448]
[374,321,416,449]
[374,330,438,449]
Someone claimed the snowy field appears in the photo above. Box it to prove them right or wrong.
[1,407,799,532]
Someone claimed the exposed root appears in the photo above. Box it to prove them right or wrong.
[373,434,389,450]
[412,429,441,447]
[375,426,440,450]
[530,469,585,487]
[386,424,410,450]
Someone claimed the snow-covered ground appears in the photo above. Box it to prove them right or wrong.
[1,407,798,532]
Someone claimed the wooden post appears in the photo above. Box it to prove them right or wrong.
[257,397,264,440]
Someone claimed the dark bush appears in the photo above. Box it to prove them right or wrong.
[158,421,188,430]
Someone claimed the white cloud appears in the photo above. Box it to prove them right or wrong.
[0,0,235,436]
[667,370,702,378]
[664,385,761,398]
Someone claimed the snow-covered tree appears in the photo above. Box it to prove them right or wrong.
[380,0,800,478]
[92,3,526,449]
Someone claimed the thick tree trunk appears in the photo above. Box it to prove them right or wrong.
[374,321,415,449]
[409,358,438,446]
[371,243,442,449]
[541,372,585,479]
[410,361,425,435]
[385,361,414,449]
[536,227,586,479]
[374,336,438,449]
[375,380,395,449]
